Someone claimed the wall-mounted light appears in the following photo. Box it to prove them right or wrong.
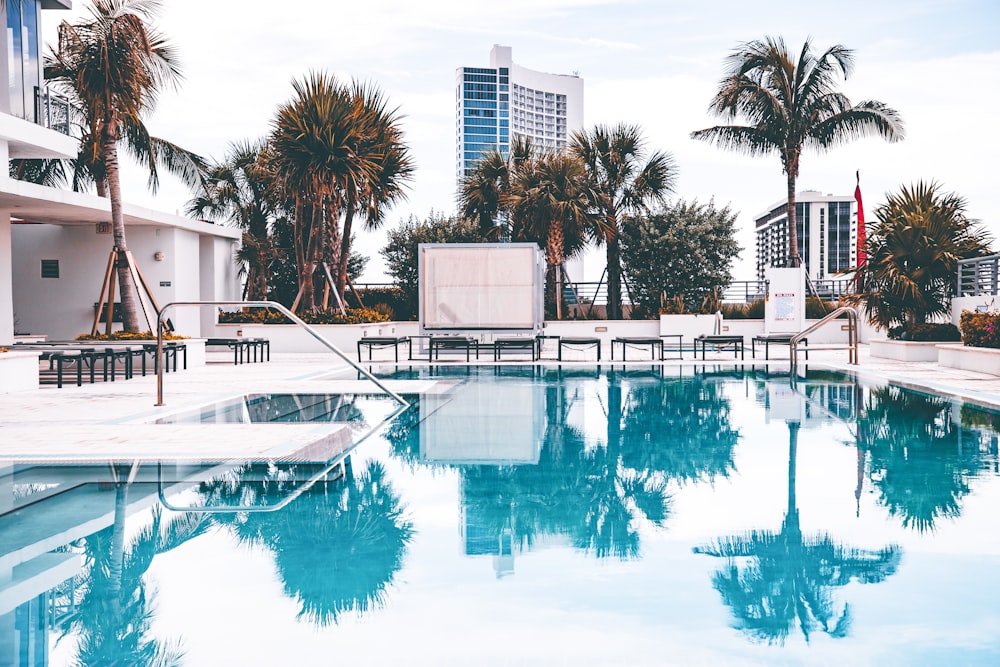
[153,251,165,262]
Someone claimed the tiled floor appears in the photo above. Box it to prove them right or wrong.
[3,347,1000,462]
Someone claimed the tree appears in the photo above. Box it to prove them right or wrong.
[458,135,537,235]
[843,181,991,334]
[270,71,372,313]
[571,124,676,319]
[380,212,484,318]
[691,36,904,268]
[335,80,413,301]
[188,139,285,300]
[45,0,183,331]
[619,199,741,318]
[506,151,602,318]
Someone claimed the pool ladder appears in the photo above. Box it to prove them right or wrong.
[789,306,859,373]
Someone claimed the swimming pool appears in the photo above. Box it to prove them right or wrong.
[3,365,1000,665]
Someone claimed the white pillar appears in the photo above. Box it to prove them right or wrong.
[0,211,14,346]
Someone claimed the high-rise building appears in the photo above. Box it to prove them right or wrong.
[455,45,584,187]
[755,191,857,281]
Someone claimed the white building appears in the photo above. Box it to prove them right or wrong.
[0,1,240,346]
[755,190,857,282]
[455,45,584,185]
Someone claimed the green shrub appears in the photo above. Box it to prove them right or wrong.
[745,299,765,319]
[77,331,188,341]
[805,297,840,319]
[889,322,962,342]
[719,302,748,319]
[218,308,391,325]
[960,311,1000,348]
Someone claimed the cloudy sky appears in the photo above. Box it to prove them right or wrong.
[43,0,1000,280]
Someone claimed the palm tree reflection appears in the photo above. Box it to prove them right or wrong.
[458,373,739,562]
[207,458,414,626]
[71,503,208,665]
[696,422,901,644]
[857,387,984,532]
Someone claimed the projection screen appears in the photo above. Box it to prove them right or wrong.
[419,243,544,332]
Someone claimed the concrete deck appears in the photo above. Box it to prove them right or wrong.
[2,346,1000,462]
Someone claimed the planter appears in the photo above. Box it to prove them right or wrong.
[869,340,942,362]
[0,350,41,393]
[937,344,1000,376]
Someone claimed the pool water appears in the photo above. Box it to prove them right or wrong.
[4,366,1000,666]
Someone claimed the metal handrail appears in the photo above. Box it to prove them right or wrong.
[789,306,858,373]
[155,300,409,407]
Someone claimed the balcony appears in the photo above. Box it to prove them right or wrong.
[35,86,73,136]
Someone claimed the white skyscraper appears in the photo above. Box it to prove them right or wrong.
[455,45,584,186]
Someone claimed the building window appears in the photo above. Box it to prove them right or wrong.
[41,259,59,279]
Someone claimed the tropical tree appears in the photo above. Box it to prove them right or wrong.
[188,139,286,300]
[691,36,904,268]
[842,181,991,334]
[380,212,484,318]
[570,124,676,320]
[619,199,741,318]
[44,0,184,332]
[335,80,413,300]
[506,150,602,318]
[458,135,537,236]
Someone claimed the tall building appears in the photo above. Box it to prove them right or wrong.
[755,191,857,281]
[455,45,584,186]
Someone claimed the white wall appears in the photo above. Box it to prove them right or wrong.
[12,223,239,339]
[0,212,12,344]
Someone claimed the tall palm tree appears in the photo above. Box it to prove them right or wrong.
[44,0,183,332]
[269,71,375,313]
[843,181,991,333]
[570,124,676,320]
[188,139,285,300]
[691,36,904,268]
[335,80,413,301]
[506,150,602,318]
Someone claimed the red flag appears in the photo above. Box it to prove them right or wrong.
[855,171,866,266]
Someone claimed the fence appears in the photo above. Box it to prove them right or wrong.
[958,254,1000,296]
[353,278,854,310]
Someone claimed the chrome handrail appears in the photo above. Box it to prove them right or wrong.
[155,300,409,407]
[789,306,858,373]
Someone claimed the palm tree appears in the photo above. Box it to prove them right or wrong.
[691,36,904,268]
[570,124,676,320]
[458,135,537,236]
[44,0,183,332]
[506,151,602,318]
[843,181,991,333]
[334,81,413,301]
[270,71,376,313]
[188,139,285,300]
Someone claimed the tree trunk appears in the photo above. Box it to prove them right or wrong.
[606,222,623,320]
[786,162,801,269]
[336,201,354,306]
[103,120,141,332]
[293,199,314,313]
[547,220,565,320]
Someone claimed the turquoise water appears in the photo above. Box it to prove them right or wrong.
[3,366,1000,665]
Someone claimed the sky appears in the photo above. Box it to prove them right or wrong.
[41,0,1000,282]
